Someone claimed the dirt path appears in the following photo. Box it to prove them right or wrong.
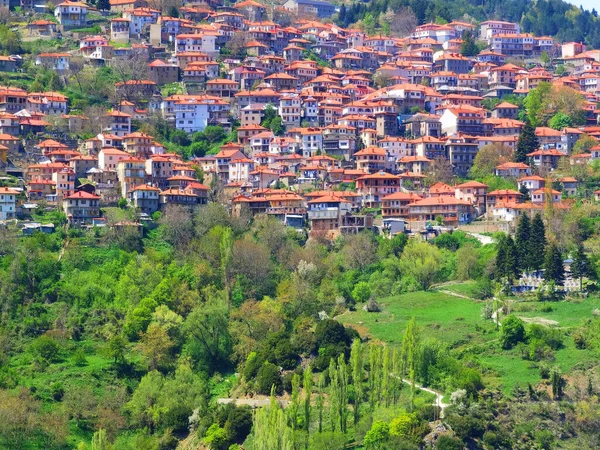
[401,379,449,418]
[217,397,289,407]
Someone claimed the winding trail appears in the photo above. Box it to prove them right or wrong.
[401,379,449,418]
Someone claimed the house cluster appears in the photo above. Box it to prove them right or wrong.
[3,6,600,234]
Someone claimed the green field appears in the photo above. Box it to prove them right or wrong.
[339,286,600,394]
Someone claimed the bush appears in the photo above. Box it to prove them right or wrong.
[436,435,463,450]
[255,362,282,395]
[31,335,60,363]
[501,315,526,349]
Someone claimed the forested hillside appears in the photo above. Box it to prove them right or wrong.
[337,0,600,48]
[2,202,600,449]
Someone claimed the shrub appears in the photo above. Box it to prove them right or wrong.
[501,315,526,349]
[31,335,60,363]
[436,435,463,450]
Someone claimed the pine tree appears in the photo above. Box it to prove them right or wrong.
[460,30,478,56]
[529,213,546,271]
[504,236,520,282]
[96,0,110,10]
[571,243,592,291]
[350,339,363,425]
[543,243,565,286]
[515,118,539,163]
[495,234,520,282]
[515,213,531,271]
[519,183,531,201]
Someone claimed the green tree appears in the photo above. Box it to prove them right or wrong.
[316,373,325,433]
[571,243,593,291]
[460,29,478,56]
[524,82,552,127]
[398,240,444,291]
[501,315,526,349]
[529,213,547,271]
[220,227,234,310]
[256,362,283,395]
[494,235,519,282]
[303,366,312,433]
[288,373,300,429]
[183,296,232,373]
[514,119,539,163]
[551,367,565,399]
[350,339,363,425]
[400,318,420,403]
[549,112,573,130]
[352,281,371,304]
[250,392,293,450]
[543,243,564,286]
[364,421,390,450]
[91,429,109,450]
[96,0,110,10]
[514,213,531,271]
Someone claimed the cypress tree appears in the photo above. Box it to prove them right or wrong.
[515,213,531,271]
[543,243,565,286]
[529,213,546,270]
[505,235,520,282]
[515,118,539,163]
[571,243,593,291]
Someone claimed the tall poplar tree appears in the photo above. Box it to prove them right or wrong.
[316,373,325,433]
[350,339,363,425]
[289,373,300,430]
[381,346,391,407]
[252,389,294,450]
[328,358,340,432]
[400,318,420,404]
[530,213,547,271]
[337,354,349,433]
[303,366,312,434]
[515,213,531,271]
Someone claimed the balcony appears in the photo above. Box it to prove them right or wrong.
[308,208,339,220]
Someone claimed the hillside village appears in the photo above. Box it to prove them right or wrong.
[0,0,599,238]
[6,1,600,449]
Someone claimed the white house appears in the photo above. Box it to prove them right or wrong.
[0,187,19,220]
[174,98,209,133]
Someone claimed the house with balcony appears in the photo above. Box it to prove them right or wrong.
[130,184,160,214]
[486,189,522,210]
[495,162,531,178]
[54,1,88,30]
[408,197,474,226]
[354,146,387,173]
[104,111,131,137]
[526,149,565,170]
[382,192,422,219]
[356,171,401,208]
[307,194,352,236]
[117,157,146,199]
[62,191,100,225]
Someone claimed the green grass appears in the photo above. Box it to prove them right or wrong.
[438,281,479,298]
[339,290,492,347]
[340,284,600,394]
[513,296,600,327]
